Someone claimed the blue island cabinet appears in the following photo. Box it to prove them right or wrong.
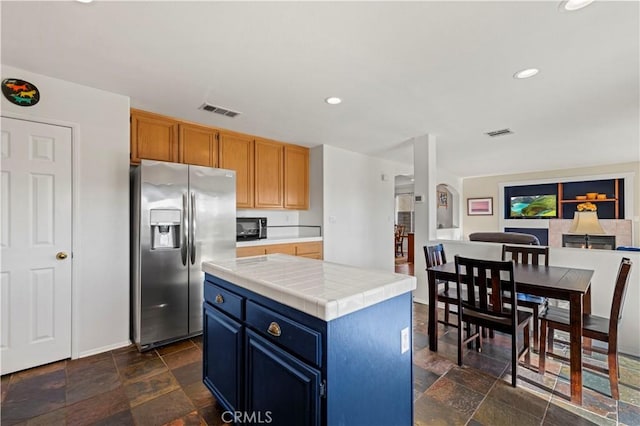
[203,273,413,426]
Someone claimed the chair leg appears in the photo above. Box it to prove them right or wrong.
[444,302,450,326]
[457,320,463,367]
[608,344,620,400]
[511,333,517,387]
[532,306,539,349]
[524,324,531,366]
[539,319,547,375]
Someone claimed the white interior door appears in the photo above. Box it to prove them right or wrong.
[1,117,72,374]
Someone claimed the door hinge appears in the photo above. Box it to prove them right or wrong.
[320,379,327,398]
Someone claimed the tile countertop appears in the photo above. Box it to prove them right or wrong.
[202,254,416,321]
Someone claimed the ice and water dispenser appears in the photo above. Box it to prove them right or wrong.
[150,209,181,249]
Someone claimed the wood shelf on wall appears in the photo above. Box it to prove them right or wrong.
[557,179,621,219]
[560,198,618,203]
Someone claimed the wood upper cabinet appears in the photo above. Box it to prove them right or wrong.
[130,109,179,164]
[254,139,284,209]
[284,145,309,210]
[130,108,309,210]
[219,131,255,209]
[179,123,218,167]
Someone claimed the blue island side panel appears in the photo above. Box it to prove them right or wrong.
[326,292,413,426]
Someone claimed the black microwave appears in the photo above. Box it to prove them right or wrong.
[236,217,267,241]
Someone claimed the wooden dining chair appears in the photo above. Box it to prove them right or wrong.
[424,244,458,328]
[539,257,632,400]
[501,245,550,348]
[394,225,405,257]
[454,255,531,387]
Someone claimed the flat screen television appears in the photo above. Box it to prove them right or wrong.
[510,195,557,218]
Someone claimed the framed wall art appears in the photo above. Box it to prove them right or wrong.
[437,190,448,208]
[467,197,493,216]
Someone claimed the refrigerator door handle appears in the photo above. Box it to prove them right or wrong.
[190,191,196,265]
[181,192,188,266]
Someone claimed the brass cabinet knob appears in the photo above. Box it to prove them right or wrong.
[56,252,68,260]
[215,294,224,304]
[267,321,281,337]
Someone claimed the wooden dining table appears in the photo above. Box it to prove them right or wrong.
[427,261,594,405]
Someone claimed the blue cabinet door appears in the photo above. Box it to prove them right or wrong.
[203,304,243,412]
[245,329,321,426]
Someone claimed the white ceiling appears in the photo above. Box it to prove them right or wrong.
[2,1,638,178]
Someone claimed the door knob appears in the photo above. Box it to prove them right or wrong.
[56,252,68,260]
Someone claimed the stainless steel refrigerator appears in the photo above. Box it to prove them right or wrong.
[131,160,236,350]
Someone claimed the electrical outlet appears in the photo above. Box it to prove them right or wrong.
[401,327,409,354]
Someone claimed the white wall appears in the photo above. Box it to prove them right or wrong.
[321,145,409,271]
[432,239,640,356]
[462,163,640,244]
[298,145,324,230]
[1,65,130,357]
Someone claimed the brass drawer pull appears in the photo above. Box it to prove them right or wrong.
[215,294,224,304]
[267,322,281,337]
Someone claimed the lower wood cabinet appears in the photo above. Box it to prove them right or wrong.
[203,274,413,426]
[245,329,321,426]
[236,241,322,259]
[203,304,242,412]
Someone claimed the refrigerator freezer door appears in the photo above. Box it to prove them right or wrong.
[138,161,190,346]
[188,165,236,334]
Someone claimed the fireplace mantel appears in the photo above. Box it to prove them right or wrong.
[549,219,631,248]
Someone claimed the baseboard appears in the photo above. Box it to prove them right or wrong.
[77,340,132,359]
[413,297,428,305]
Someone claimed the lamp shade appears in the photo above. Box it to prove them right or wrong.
[568,211,605,234]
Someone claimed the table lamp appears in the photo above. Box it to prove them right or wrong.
[569,211,605,248]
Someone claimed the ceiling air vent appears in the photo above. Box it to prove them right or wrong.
[485,128,513,137]
[199,103,241,118]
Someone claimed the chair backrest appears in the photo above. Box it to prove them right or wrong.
[501,245,549,267]
[424,244,447,269]
[454,255,516,325]
[610,257,633,324]
[395,225,405,243]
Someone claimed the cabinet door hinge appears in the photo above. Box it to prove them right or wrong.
[320,380,327,398]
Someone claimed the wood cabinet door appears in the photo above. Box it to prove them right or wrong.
[245,329,321,426]
[130,109,178,164]
[236,246,268,258]
[265,243,296,255]
[179,123,218,167]
[203,304,243,412]
[255,139,284,209]
[295,242,322,259]
[219,132,255,208]
[284,145,309,209]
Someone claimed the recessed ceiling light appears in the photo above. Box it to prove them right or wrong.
[325,97,342,105]
[560,0,595,11]
[76,0,94,3]
[513,68,539,79]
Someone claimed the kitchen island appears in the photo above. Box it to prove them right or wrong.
[202,254,416,426]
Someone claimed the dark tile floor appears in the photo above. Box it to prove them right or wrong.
[2,303,639,425]
[412,303,640,426]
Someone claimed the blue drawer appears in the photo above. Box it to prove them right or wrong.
[246,300,321,367]
[205,281,244,320]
